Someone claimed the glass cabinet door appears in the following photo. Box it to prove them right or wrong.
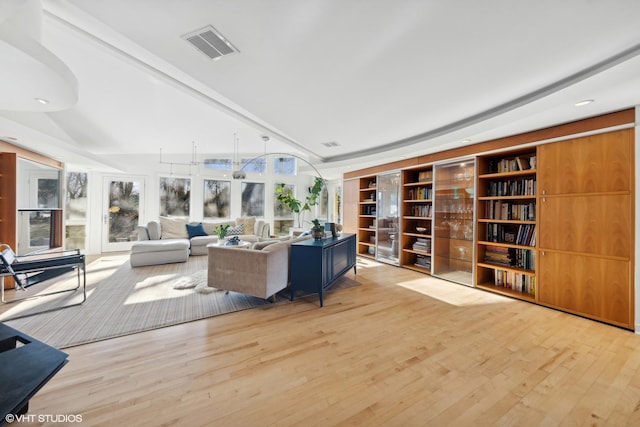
[375,171,401,265]
[433,159,475,285]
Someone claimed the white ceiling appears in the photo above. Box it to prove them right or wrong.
[1,0,639,178]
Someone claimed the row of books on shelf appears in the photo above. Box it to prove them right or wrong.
[483,246,535,270]
[361,206,376,215]
[490,269,536,295]
[486,223,536,246]
[414,254,431,269]
[488,156,536,173]
[412,238,431,253]
[418,170,433,181]
[409,204,432,217]
[484,200,535,221]
[486,178,536,197]
[407,187,432,200]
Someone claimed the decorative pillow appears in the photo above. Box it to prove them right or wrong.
[235,217,256,235]
[226,224,244,236]
[147,221,161,240]
[186,223,208,239]
[159,216,189,239]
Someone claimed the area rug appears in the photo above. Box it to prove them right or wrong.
[0,254,359,349]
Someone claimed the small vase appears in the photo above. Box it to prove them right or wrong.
[312,229,324,240]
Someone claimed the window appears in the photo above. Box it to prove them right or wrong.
[203,179,230,219]
[274,157,296,176]
[160,177,191,217]
[319,186,329,220]
[274,183,294,218]
[65,171,88,249]
[241,182,264,217]
[203,158,232,171]
[37,178,59,208]
[274,183,294,236]
[242,157,266,174]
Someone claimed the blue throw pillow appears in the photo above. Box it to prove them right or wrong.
[186,223,208,239]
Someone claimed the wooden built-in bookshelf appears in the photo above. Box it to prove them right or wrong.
[475,149,538,302]
[401,167,433,273]
[346,109,635,330]
[357,175,377,258]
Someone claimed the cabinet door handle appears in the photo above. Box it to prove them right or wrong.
[542,189,546,195]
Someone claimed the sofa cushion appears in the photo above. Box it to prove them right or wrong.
[226,224,244,236]
[186,222,208,239]
[236,217,256,234]
[131,239,190,254]
[159,216,189,239]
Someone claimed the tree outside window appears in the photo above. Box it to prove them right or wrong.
[241,182,264,217]
[204,179,230,219]
[160,177,191,217]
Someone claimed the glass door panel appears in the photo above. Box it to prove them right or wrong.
[376,171,400,265]
[102,177,144,252]
[433,159,475,285]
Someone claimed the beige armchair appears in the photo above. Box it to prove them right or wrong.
[207,242,288,300]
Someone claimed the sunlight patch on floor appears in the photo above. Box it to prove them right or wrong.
[396,276,513,307]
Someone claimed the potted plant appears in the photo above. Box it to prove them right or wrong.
[275,177,324,229]
[213,224,230,242]
[310,219,324,240]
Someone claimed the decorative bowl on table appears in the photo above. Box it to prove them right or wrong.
[416,227,427,233]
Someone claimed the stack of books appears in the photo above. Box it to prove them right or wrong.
[415,254,431,269]
[483,246,515,266]
[412,238,431,253]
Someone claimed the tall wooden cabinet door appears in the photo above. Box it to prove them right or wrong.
[538,194,631,258]
[538,251,632,328]
[537,128,634,329]
[342,178,359,233]
[537,129,632,195]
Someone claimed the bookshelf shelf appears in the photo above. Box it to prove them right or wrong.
[476,149,538,301]
[357,175,377,257]
[476,283,536,303]
[400,167,434,273]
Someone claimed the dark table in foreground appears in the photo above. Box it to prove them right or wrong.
[0,322,68,424]
[290,233,356,306]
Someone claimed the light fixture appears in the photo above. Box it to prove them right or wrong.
[34,98,49,105]
[574,99,594,107]
[159,141,200,175]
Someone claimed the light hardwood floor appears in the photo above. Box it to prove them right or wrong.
[18,256,640,426]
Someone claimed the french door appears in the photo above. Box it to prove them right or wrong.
[102,176,145,253]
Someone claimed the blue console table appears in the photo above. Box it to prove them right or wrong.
[290,233,356,306]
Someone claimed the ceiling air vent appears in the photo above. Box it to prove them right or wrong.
[182,25,238,60]
[321,141,340,148]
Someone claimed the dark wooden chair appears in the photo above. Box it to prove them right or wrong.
[0,244,86,320]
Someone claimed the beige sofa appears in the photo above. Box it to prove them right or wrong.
[207,234,312,299]
[130,216,271,267]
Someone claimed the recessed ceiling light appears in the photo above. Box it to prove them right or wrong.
[461,139,471,144]
[34,98,49,105]
[574,99,594,107]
